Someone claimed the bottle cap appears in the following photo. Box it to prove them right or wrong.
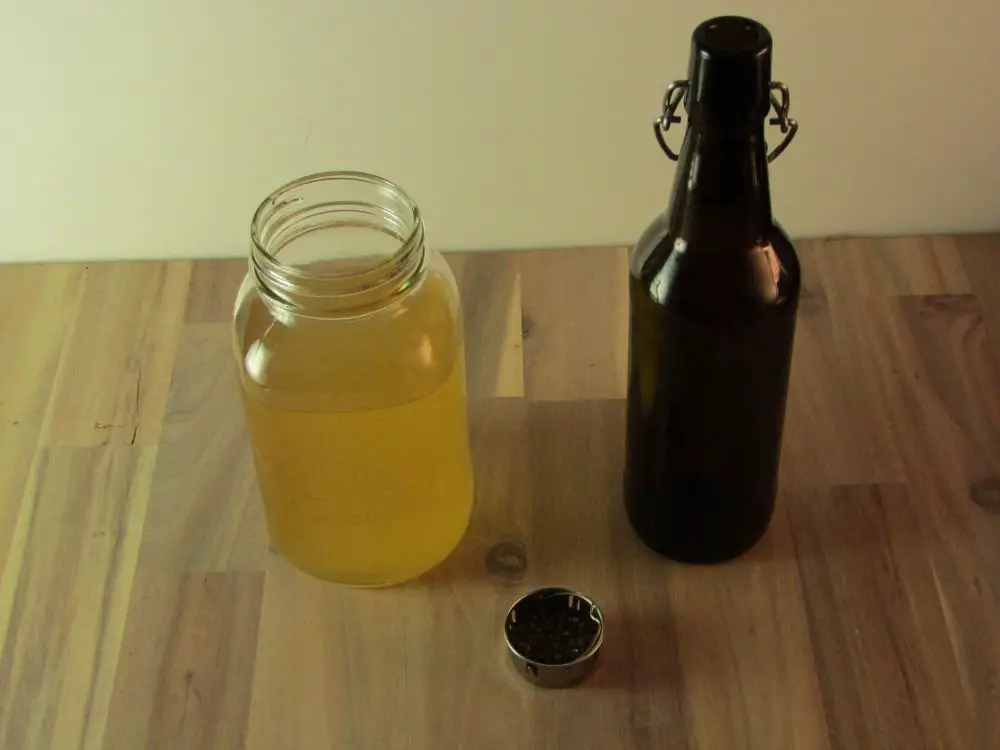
[686,16,773,128]
[503,587,604,688]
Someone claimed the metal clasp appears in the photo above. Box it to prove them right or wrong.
[653,80,689,161]
[653,80,799,163]
[765,82,798,162]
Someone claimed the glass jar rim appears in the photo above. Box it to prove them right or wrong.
[250,170,423,280]
[248,170,426,313]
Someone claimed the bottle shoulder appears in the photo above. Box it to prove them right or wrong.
[630,218,800,320]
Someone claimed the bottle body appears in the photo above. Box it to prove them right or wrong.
[624,16,800,563]
[624,216,799,563]
[233,172,474,586]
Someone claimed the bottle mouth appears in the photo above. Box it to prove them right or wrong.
[250,171,425,311]
[698,16,770,56]
[687,16,772,129]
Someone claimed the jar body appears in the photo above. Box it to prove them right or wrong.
[233,173,473,586]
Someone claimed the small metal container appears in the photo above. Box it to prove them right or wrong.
[503,587,604,688]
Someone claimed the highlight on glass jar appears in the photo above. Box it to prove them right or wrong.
[232,171,474,586]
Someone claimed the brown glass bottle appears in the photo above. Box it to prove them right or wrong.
[624,16,801,563]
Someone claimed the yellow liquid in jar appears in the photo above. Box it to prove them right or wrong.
[238,273,474,585]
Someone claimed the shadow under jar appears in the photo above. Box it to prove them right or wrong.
[233,171,474,586]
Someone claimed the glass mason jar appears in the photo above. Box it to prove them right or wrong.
[233,171,474,586]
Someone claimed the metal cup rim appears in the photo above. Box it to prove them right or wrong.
[503,586,605,670]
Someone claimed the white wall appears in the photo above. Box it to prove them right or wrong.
[2,0,999,262]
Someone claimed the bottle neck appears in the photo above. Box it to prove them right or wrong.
[666,124,773,249]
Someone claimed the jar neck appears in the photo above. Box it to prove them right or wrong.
[250,171,426,315]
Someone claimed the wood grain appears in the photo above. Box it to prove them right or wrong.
[0,264,84,580]
[43,262,191,448]
[184,259,246,324]
[959,233,1000,371]
[137,323,267,572]
[663,501,830,750]
[1,235,999,748]
[0,447,154,750]
[789,483,992,748]
[103,571,264,750]
[447,253,524,398]
[519,246,630,400]
[781,243,904,486]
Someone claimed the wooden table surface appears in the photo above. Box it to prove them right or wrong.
[2,235,1000,749]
